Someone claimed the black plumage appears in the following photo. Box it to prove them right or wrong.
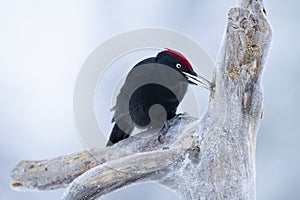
[107,49,212,146]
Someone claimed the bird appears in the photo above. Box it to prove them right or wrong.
[107,49,213,146]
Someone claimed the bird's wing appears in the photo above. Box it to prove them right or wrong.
[110,57,158,137]
[111,57,157,122]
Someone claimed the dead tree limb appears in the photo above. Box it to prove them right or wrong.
[10,0,272,199]
[11,115,199,192]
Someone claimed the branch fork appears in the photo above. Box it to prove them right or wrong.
[10,0,272,199]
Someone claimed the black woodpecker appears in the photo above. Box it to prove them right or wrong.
[107,49,213,146]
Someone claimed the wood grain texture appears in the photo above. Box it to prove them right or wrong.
[10,0,272,199]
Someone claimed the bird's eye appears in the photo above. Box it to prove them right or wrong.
[176,63,181,69]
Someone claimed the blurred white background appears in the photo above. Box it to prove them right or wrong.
[1,0,299,199]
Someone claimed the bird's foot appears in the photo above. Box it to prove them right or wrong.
[158,114,183,143]
[158,122,169,144]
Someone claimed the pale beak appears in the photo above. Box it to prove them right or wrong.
[182,72,214,90]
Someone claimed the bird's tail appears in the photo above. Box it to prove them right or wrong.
[106,123,130,146]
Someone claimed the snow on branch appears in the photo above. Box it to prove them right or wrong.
[11,115,200,195]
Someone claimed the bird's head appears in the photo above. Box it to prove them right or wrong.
[156,49,214,90]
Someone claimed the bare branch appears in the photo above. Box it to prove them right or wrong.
[62,149,182,200]
[10,0,272,199]
[11,114,199,191]
[10,150,99,191]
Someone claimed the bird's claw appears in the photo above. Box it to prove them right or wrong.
[158,134,164,143]
[158,122,170,144]
[157,114,183,143]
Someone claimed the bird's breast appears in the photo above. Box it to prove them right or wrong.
[113,62,188,127]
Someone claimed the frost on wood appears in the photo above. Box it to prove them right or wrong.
[11,114,199,193]
[10,0,272,199]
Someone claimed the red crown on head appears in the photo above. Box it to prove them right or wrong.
[163,48,193,71]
